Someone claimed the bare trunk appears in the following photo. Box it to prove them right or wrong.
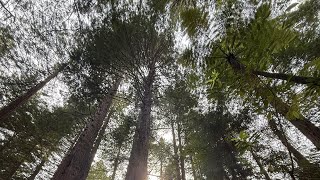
[83,110,114,178]
[125,67,155,180]
[177,122,186,180]
[268,119,320,178]
[111,145,122,180]
[28,159,46,180]
[160,160,163,180]
[227,54,320,149]
[250,150,271,180]
[52,78,121,180]
[171,120,182,180]
[190,156,197,180]
[252,70,320,86]
[0,64,66,122]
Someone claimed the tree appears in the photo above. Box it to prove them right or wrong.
[52,78,121,180]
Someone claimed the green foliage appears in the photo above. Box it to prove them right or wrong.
[180,8,208,37]
[87,160,110,180]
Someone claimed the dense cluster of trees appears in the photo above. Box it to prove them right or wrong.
[0,0,320,179]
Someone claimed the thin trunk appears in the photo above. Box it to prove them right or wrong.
[171,120,181,180]
[160,160,163,180]
[111,145,122,180]
[252,70,320,86]
[0,64,66,122]
[268,119,320,178]
[52,78,121,180]
[177,122,186,180]
[83,110,114,178]
[227,54,320,149]
[28,158,46,180]
[250,150,271,180]
[190,156,197,180]
[125,66,155,180]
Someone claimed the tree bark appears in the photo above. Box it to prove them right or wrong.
[111,145,122,180]
[125,66,155,180]
[171,119,182,180]
[250,150,271,180]
[177,122,186,180]
[52,78,121,180]
[190,156,197,180]
[83,110,114,178]
[227,54,320,149]
[0,64,66,122]
[28,158,46,180]
[268,118,320,178]
[252,70,320,86]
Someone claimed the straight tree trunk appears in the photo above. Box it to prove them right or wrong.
[252,70,320,86]
[171,119,182,180]
[160,160,163,180]
[0,64,66,122]
[268,119,320,178]
[190,156,197,180]
[227,54,320,149]
[83,110,114,178]
[52,78,121,180]
[250,150,271,180]
[177,122,186,180]
[28,159,46,180]
[111,145,122,180]
[125,66,156,180]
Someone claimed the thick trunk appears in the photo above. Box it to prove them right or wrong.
[111,145,122,180]
[177,122,186,180]
[0,64,66,122]
[252,70,320,86]
[83,110,114,178]
[171,120,182,180]
[250,150,271,180]
[52,78,121,180]
[125,67,155,180]
[28,159,46,180]
[268,119,320,178]
[227,54,320,149]
[190,156,197,180]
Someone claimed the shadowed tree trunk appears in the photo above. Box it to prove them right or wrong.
[171,119,182,180]
[190,156,197,180]
[111,145,122,180]
[227,54,320,149]
[177,122,186,180]
[250,149,271,180]
[83,110,114,178]
[52,78,121,180]
[0,64,66,122]
[125,65,156,180]
[252,70,320,86]
[28,158,46,180]
[268,118,320,178]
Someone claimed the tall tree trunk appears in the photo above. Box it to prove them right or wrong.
[171,119,182,180]
[177,122,186,180]
[111,145,122,180]
[190,155,197,180]
[52,78,121,180]
[125,66,155,180]
[160,160,163,180]
[227,54,320,149]
[268,118,320,178]
[250,149,271,180]
[252,70,320,86]
[28,158,46,180]
[0,64,66,122]
[83,110,114,178]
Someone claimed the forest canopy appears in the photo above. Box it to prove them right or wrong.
[0,0,320,179]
